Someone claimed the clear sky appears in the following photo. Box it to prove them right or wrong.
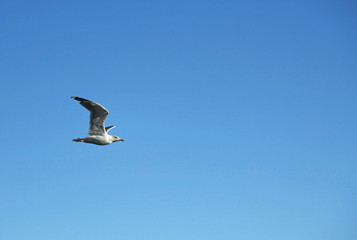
[1,1,356,239]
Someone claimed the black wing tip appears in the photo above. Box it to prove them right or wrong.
[71,96,89,102]
[105,125,116,132]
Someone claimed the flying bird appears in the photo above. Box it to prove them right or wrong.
[71,96,124,145]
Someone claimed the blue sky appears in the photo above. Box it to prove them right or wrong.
[1,0,356,239]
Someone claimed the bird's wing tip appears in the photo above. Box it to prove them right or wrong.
[105,125,116,132]
[71,96,87,102]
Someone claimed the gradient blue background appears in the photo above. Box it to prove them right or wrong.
[1,1,356,239]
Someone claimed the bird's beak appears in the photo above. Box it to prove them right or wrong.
[119,139,124,142]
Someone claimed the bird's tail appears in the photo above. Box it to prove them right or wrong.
[73,138,85,142]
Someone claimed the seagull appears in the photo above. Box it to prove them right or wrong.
[71,96,124,145]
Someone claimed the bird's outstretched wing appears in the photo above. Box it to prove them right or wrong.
[71,96,109,136]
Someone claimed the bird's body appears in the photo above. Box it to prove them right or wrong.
[71,96,124,145]
[73,135,115,145]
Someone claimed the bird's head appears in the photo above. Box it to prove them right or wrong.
[110,135,124,143]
